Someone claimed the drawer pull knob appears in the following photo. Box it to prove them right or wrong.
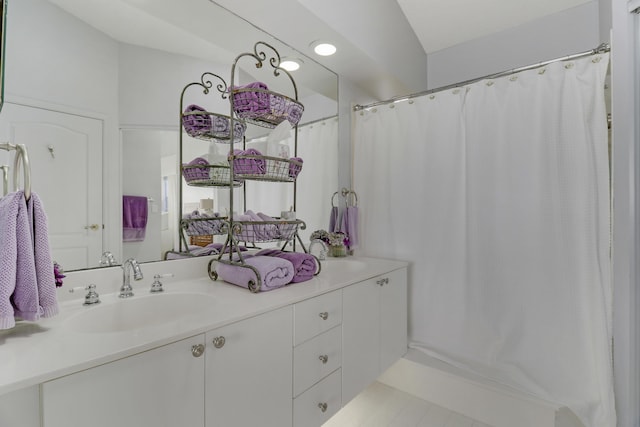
[319,312,329,320]
[377,277,390,286]
[191,344,205,357]
[212,336,226,349]
[318,402,328,413]
[319,355,329,364]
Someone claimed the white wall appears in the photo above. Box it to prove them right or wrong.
[119,44,230,128]
[5,0,118,114]
[426,1,601,89]
[609,2,639,426]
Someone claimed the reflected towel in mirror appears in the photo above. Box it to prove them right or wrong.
[123,195,148,242]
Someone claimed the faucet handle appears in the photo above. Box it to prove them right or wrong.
[99,251,118,267]
[150,273,174,293]
[69,284,101,306]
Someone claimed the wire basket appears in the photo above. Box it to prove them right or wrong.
[231,88,304,128]
[182,109,246,143]
[231,219,303,243]
[232,155,302,182]
[181,164,243,187]
[181,217,227,236]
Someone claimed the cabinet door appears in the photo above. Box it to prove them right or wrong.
[205,306,293,427]
[380,268,408,372]
[0,385,40,427]
[342,278,380,405]
[42,335,206,427]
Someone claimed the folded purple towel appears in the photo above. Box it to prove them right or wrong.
[245,210,278,240]
[182,157,210,181]
[217,254,294,291]
[232,82,270,117]
[233,214,257,242]
[289,157,303,178]
[255,249,318,283]
[209,243,248,253]
[269,94,304,126]
[232,148,266,175]
[182,104,212,136]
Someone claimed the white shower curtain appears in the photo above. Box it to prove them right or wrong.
[353,54,614,427]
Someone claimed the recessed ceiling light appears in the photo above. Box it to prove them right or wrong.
[312,42,337,56]
[280,59,301,71]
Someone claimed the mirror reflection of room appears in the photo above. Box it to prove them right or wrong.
[1,0,338,271]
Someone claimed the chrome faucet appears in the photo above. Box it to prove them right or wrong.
[120,258,143,298]
[309,239,328,261]
[99,251,118,267]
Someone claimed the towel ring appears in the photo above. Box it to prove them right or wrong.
[347,191,358,207]
[0,142,31,200]
[331,191,340,208]
[14,145,31,200]
[0,165,8,197]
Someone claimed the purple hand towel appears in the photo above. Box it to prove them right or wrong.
[0,192,34,328]
[217,254,294,291]
[341,206,359,249]
[0,191,58,329]
[329,206,338,233]
[232,82,270,116]
[182,157,210,182]
[288,157,303,179]
[232,148,266,175]
[256,249,318,283]
[123,195,148,242]
[27,192,58,318]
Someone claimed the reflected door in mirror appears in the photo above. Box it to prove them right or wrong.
[0,103,103,270]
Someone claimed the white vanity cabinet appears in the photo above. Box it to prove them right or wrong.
[204,306,293,427]
[292,290,343,426]
[41,334,206,427]
[342,267,408,405]
[1,258,408,427]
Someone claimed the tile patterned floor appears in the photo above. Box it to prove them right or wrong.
[323,382,493,427]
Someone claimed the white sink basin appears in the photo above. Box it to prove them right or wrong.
[66,292,216,333]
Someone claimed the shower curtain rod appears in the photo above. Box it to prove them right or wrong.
[353,43,610,111]
[299,114,338,128]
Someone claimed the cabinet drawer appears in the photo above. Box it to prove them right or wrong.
[293,325,342,397]
[294,290,342,345]
[293,368,342,427]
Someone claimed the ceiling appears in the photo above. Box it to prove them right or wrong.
[47,0,594,101]
[396,0,593,53]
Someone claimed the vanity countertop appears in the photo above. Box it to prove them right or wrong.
[0,256,407,396]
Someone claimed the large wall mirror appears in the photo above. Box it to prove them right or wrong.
[0,0,338,272]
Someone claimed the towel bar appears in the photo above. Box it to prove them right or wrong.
[0,142,31,199]
[0,165,7,196]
